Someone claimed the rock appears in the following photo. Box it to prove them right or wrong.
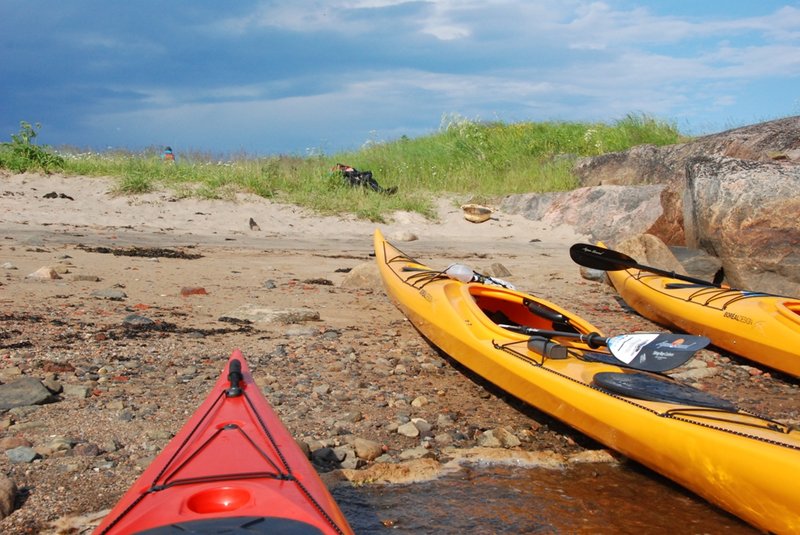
[398,446,433,460]
[0,437,33,451]
[0,474,16,519]
[411,418,432,434]
[434,432,453,446]
[570,116,800,246]
[0,377,53,410]
[476,430,502,448]
[353,438,384,461]
[397,421,419,437]
[310,447,343,470]
[180,286,208,296]
[340,262,382,289]
[92,288,127,300]
[35,437,72,456]
[26,266,61,280]
[614,234,687,277]
[312,384,330,395]
[283,326,318,337]
[71,274,101,282]
[683,156,800,296]
[219,305,320,324]
[62,384,91,399]
[338,458,443,485]
[411,396,428,408]
[501,184,666,243]
[73,443,101,457]
[574,144,677,187]
[42,376,63,394]
[578,266,607,283]
[334,445,362,469]
[490,263,511,278]
[493,427,522,448]
[671,365,719,382]
[670,246,724,282]
[295,439,311,459]
[391,231,418,242]
[6,446,38,463]
[437,413,456,427]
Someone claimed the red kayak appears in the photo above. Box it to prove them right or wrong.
[94,350,353,534]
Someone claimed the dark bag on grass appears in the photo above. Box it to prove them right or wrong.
[332,163,397,195]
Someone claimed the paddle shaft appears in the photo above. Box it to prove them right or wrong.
[570,244,718,287]
[501,325,607,348]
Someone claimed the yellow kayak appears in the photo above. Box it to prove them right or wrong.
[374,229,800,534]
[577,242,800,378]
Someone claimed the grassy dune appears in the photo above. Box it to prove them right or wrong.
[1,115,683,221]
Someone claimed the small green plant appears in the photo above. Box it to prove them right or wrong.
[0,121,65,173]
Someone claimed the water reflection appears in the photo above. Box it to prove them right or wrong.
[333,462,756,534]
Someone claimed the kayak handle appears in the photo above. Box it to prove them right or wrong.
[227,359,243,397]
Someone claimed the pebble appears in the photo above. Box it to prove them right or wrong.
[397,422,419,437]
[0,377,53,410]
[0,474,17,519]
[0,437,33,451]
[91,288,127,300]
[398,446,432,460]
[6,446,38,463]
[353,438,384,461]
[26,267,61,280]
[62,384,91,399]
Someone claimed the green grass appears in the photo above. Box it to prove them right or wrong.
[0,121,65,173]
[1,114,684,221]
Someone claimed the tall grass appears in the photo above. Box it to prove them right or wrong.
[2,114,683,221]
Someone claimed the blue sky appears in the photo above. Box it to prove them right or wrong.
[2,1,799,156]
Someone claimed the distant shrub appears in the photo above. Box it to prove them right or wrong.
[0,121,65,173]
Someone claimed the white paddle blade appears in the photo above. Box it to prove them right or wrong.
[607,333,710,372]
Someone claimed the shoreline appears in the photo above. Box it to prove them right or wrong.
[0,172,797,534]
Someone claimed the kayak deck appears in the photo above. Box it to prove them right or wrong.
[94,351,353,535]
[609,268,800,377]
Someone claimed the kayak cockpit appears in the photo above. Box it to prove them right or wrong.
[135,516,326,534]
[777,301,800,325]
[468,285,583,334]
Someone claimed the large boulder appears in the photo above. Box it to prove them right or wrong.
[614,234,688,277]
[501,184,665,243]
[683,156,800,296]
[575,115,800,188]
[573,116,800,245]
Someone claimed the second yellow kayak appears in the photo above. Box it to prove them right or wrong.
[374,229,800,534]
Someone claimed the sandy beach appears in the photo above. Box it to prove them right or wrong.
[0,172,797,533]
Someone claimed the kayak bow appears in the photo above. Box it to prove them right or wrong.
[94,350,353,535]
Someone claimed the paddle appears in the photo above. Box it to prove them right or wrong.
[499,324,710,372]
[569,243,720,287]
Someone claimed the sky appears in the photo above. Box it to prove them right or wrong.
[1,1,799,156]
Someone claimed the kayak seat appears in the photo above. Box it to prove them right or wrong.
[592,371,737,411]
[136,516,326,534]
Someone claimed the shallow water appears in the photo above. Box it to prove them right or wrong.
[333,462,756,534]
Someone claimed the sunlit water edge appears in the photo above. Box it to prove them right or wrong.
[332,462,756,534]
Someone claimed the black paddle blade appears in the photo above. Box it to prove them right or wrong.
[712,266,726,286]
[569,243,635,271]
[606,333,710,372]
